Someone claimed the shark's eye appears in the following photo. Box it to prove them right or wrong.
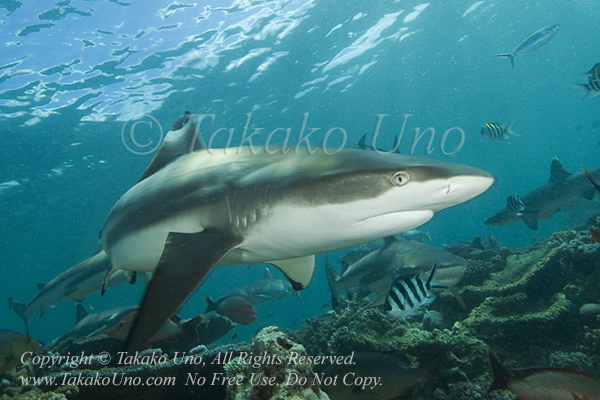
[391,171,410,186]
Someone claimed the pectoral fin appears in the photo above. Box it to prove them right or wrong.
[125,230,242,353]
[521,212,539,231]
[269,255,315,290]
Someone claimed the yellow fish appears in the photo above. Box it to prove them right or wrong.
[0,329,39,375]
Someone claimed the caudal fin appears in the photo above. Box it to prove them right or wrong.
[486,347,512,394]
[569,83,600,99]
[324,254,343,310]
[495,53,515,70]
[505,120,519,137]
[8,298,30,334]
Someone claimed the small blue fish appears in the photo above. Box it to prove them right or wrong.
[385,264,446,318]
[506,193,525,216]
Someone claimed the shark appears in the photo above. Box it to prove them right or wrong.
[485,158,600,230]
[7,250,136,334]
[99,115,493,352]
[209,268,300,306]
[325,237,468,309]
[48,303,138,349]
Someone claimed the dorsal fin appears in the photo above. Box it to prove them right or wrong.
[357,133,369,149]
[138,112,206,182]
[263,268,274,280]
[584,168,600,193]
[472,235,485,250]
[75,303,89,324]
[549,158,571,183]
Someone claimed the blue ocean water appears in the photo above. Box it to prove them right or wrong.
[0,0,598,346]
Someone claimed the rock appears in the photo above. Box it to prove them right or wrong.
[225,326,329,400]
[580,303,600,317]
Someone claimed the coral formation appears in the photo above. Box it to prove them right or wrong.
[2,225,600,399]
[225,326,329,400]
[291,225,600,398]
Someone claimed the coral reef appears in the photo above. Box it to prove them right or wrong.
[2,225,600,399]
[291,226,600,398]
[224,326,329,400]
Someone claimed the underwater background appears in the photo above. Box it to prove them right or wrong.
[1,1,599,398]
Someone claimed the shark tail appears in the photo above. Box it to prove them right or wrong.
[495,53,515,70]
[324,254,343,310]
[8,298,30,334]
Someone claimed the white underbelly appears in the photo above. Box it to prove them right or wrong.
[108,204,433,271]
[222,205,434,265]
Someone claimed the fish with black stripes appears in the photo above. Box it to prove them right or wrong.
[571,63,600,98]
[481,121,519,141]
[385,264,446,318]
[506,193,525,216]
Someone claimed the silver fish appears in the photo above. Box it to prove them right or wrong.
[495,24,560,69]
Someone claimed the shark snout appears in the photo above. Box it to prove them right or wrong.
[445,173,494,202]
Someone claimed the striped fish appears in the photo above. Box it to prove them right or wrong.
[571,64,600,98]
[506,193,525,216]
[586,63,600,81]
[481,121,519,141]
[385,264,446,318]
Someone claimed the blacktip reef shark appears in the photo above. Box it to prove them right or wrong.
[8,250,136,334]
[326,237,468,310]
[47,303,139,349]
[100,113,493,352]
[210,268,301,306]
[486,158,600,230]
